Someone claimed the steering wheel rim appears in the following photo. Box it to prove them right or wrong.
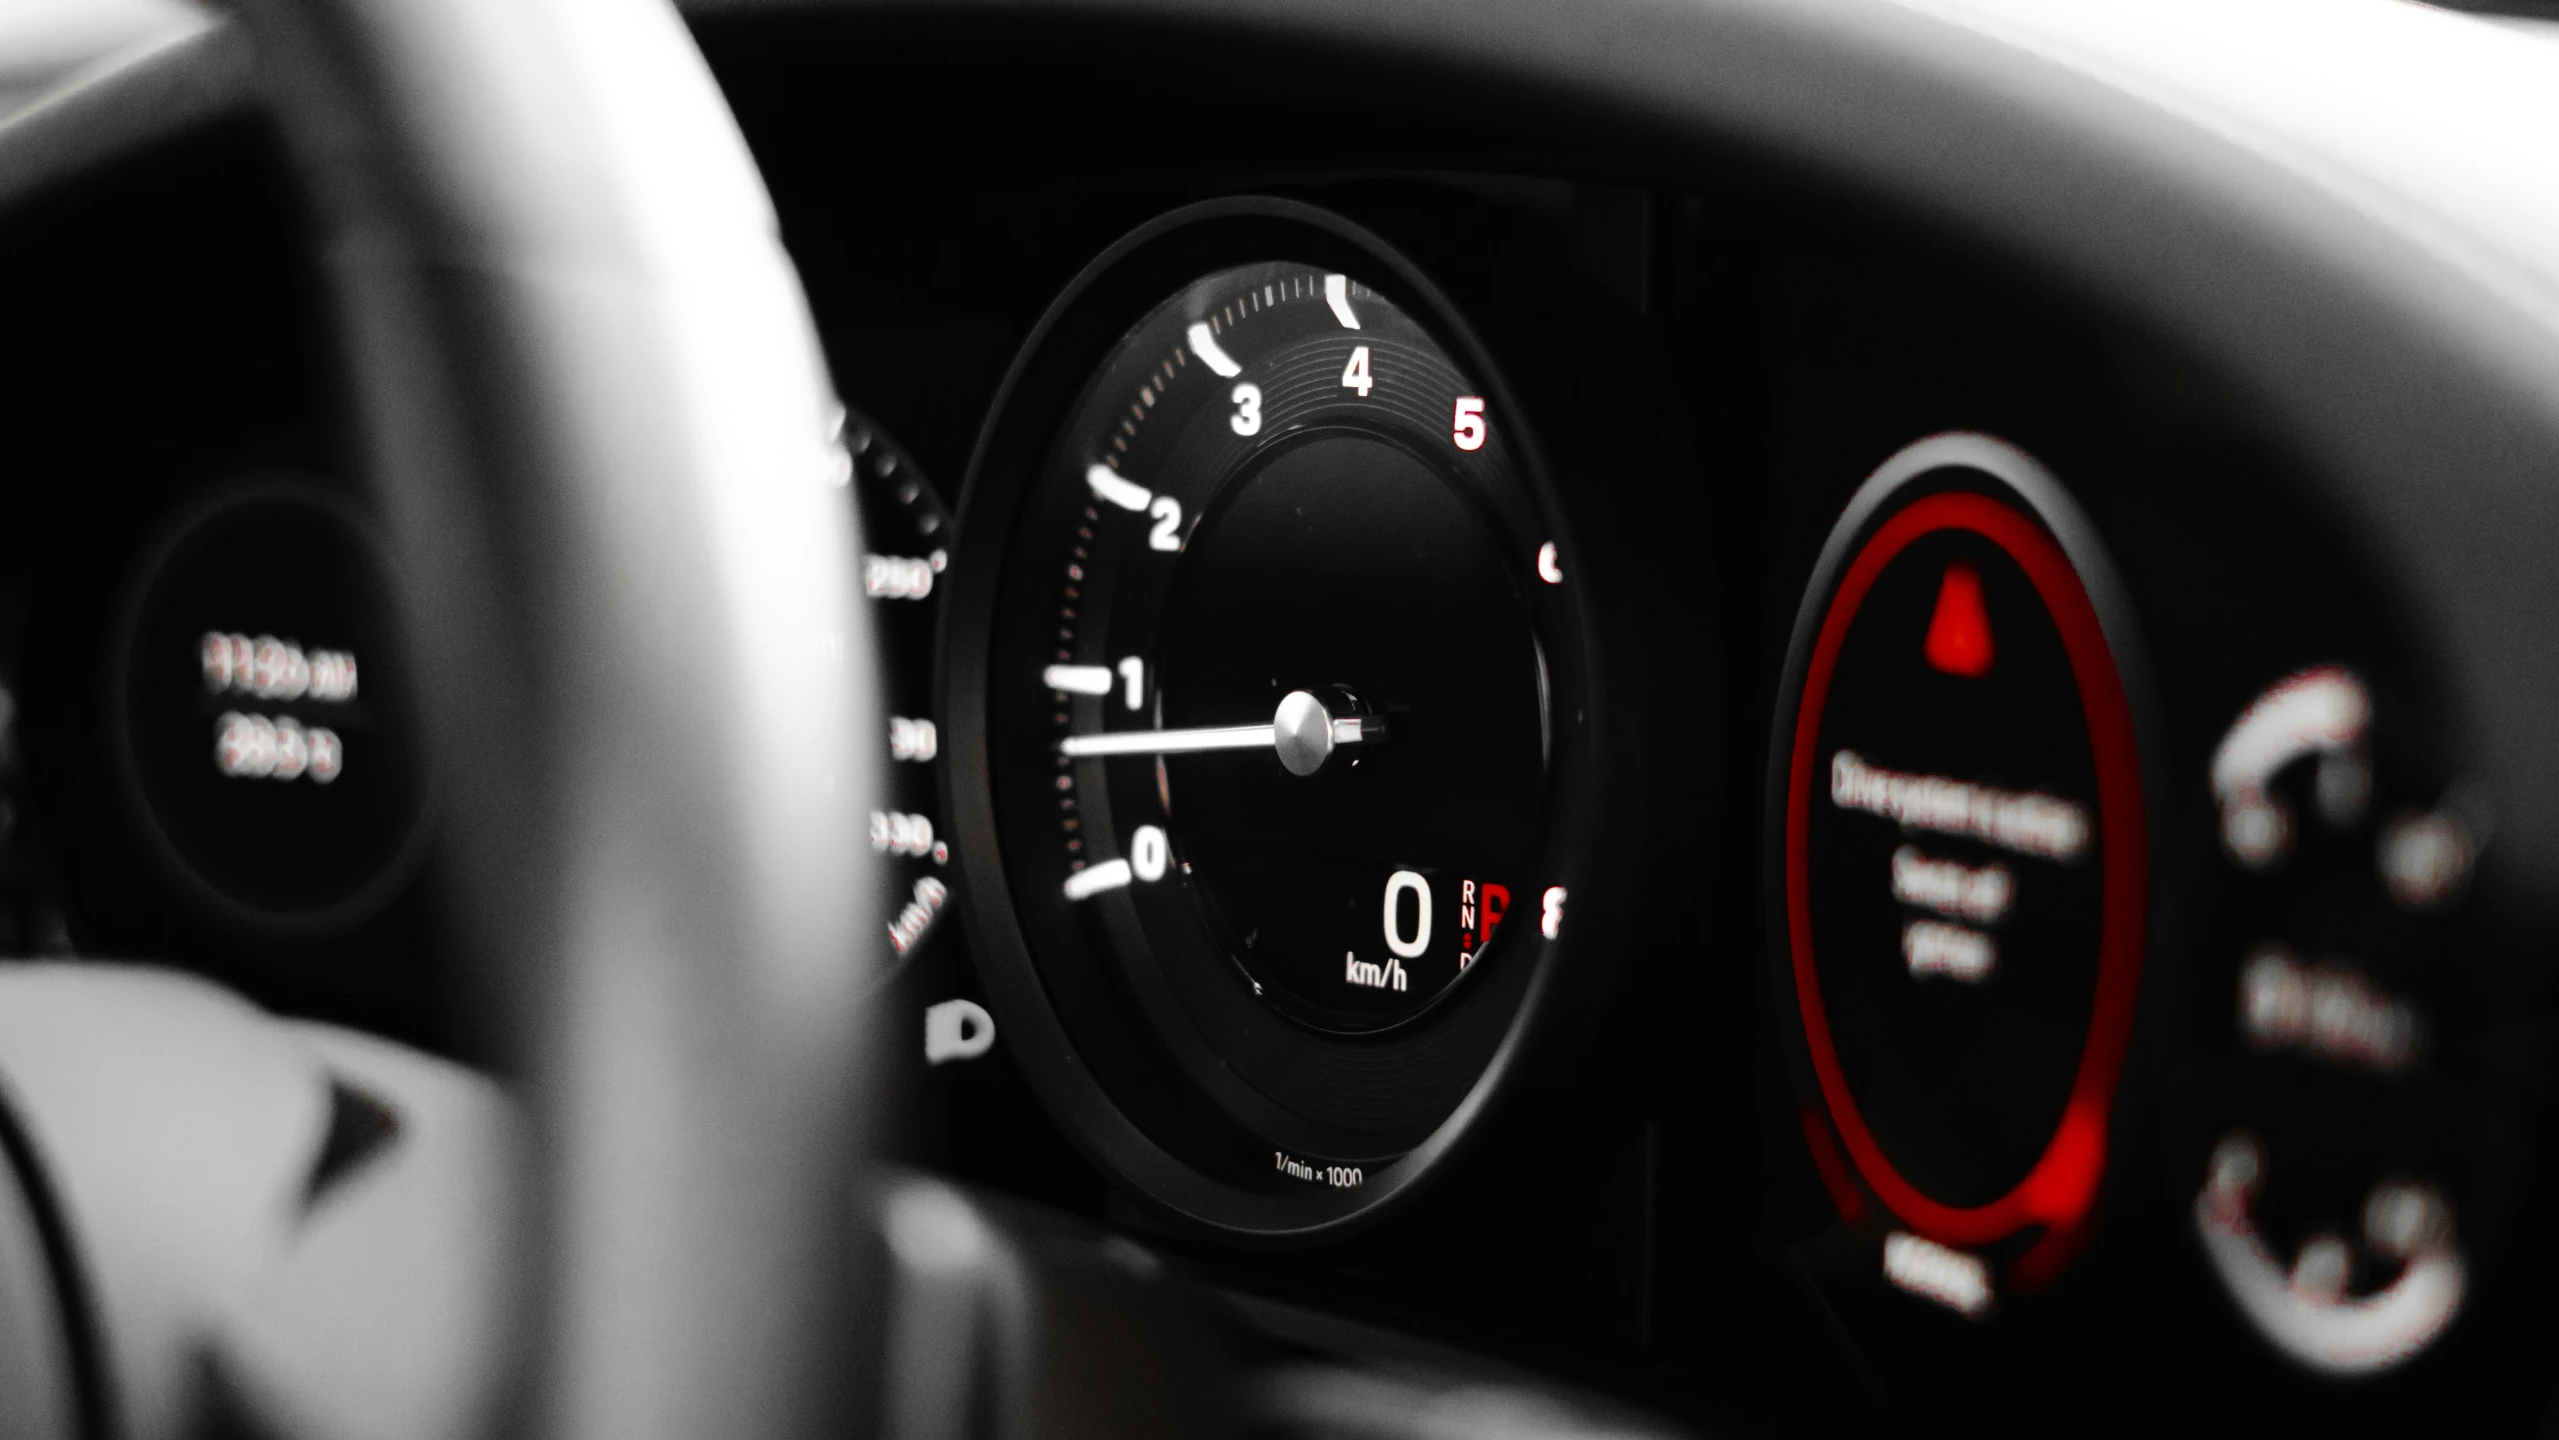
[228,1,880,1437]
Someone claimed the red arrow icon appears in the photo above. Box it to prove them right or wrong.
[1925,561,1996,678]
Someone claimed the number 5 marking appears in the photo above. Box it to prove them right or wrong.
[1453,396,1487,451]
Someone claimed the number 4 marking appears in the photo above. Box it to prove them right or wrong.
[1341,345,1373,397]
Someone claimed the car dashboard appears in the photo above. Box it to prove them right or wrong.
[3,1,2559,1434]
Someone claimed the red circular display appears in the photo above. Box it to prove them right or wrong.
[1786,489,2145,1261]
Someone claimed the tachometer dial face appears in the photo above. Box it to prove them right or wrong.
[1771,434,2151,1312]
[1041,272,1545,1035]
[947,202,1599,1236]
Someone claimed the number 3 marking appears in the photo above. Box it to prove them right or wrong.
[1230,383,1262,436]
[1453,396,1487,451]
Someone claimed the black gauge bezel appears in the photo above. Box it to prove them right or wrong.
[1762,432,2165,1287]
[106,477,435,940]
[941,198,1609,1241]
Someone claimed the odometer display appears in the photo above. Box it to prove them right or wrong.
[949,204,1599,1234]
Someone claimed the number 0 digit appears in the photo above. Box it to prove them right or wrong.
[1383,870,1432,958]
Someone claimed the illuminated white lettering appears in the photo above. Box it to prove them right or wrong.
[1340,345,1373,397]
[922,996,994,1064]
[869,810,938,859]
[864,553,936,599]
[889,716,939,762]
[201,633,357,703]
[1452,396,1487,451]
[1344,952,1408,992]
[1130,825,1169,882]
[1890,846,2013,924]
[214,712,343,784]
[1883,1231,1992,1319]
[1904,920,1996,983]
[889,876,950,957]
[1382,869,1431,958]
[1829,751,2089,862]
[2238,945,2420,1071]
[1147,495,1184,552]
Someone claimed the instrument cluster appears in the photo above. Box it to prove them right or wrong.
[800,161,2559,1429]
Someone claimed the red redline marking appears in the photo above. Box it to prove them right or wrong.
[1786,489,2145,1251]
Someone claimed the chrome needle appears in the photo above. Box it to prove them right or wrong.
[1059,689,1385,776]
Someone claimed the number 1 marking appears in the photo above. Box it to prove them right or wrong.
[1117,655,1145,710]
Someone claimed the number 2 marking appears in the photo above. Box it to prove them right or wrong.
[1148,495,1183,551]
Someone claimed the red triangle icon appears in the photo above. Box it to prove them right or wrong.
[1924,562,1995,678]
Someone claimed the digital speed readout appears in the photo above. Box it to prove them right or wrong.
[950,202,1602,1235]
[1773,434,2150,1314]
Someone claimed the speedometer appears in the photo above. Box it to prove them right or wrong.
[944,200,1604,1236]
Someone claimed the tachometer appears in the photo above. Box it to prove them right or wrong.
[945,200,1601,1236]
